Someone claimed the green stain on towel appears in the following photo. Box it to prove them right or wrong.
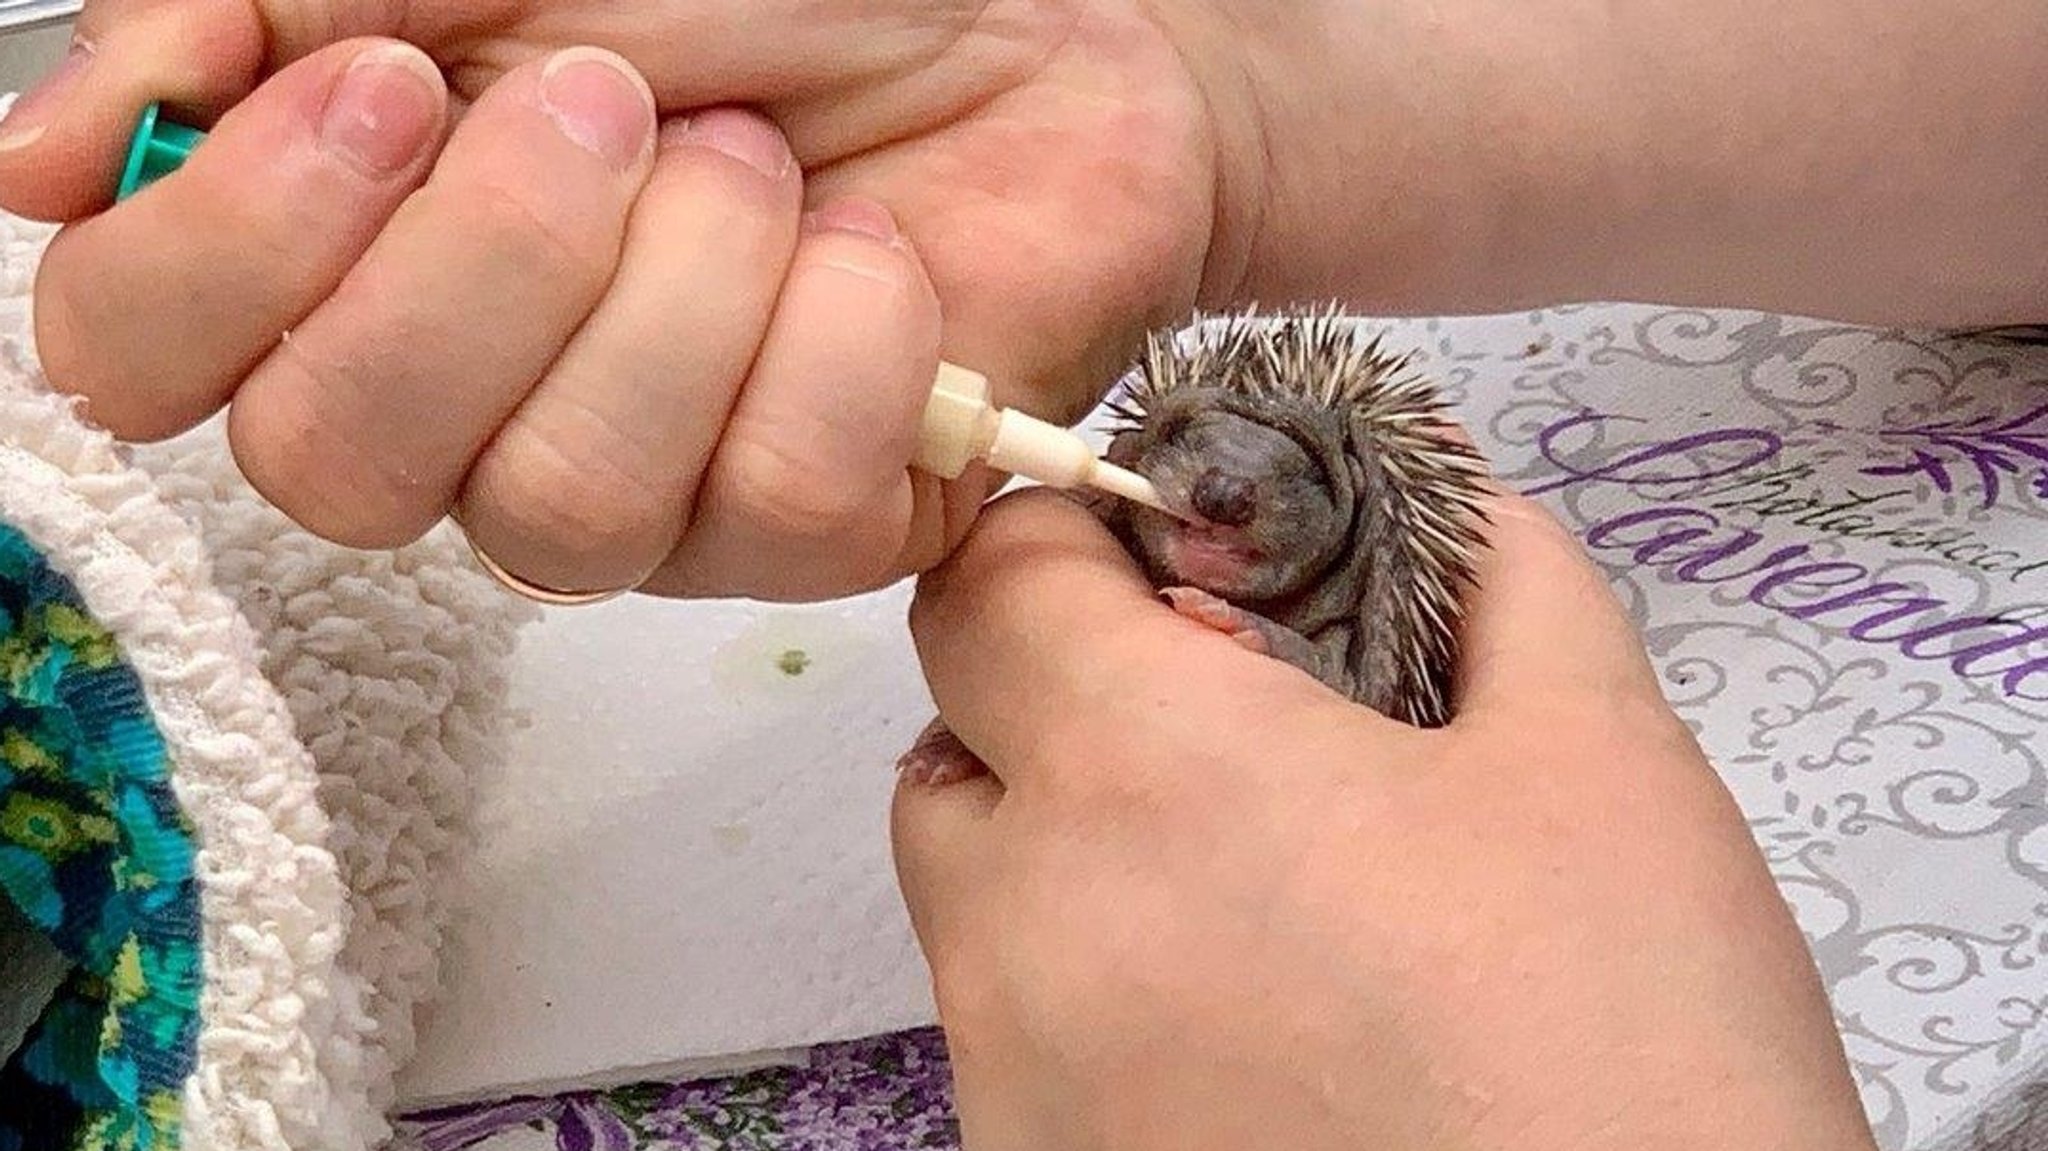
[0,525,201,1151]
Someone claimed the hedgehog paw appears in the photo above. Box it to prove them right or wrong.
[1159,586,1273,655]
[1160,586,1356,698]
[894,717,990,787]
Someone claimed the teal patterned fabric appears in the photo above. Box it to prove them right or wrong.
[0,524,202,1151]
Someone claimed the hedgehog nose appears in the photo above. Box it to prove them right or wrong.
[1190,468,1258,526]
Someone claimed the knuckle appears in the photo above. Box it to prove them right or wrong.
[33,238,182,439]
[229,424,429,549]
[230,345,442,549]
[32,253,96,389]
[905,574,953,652]
[463,182,614,290]
[472,430,680,565]
[715,434,875,542]
[905,537,989,647]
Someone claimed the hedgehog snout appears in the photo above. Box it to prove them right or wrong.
[1190,468,1258,526]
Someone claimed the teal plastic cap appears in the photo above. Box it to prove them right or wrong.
[116,102,205,201]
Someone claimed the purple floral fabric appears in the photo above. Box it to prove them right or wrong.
[393,1029,960,1151]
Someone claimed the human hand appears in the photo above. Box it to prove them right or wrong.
[890,486,1881,1151]
[13,2,2038,603]
[0,1,1232,599]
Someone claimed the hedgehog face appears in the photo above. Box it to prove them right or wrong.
[1107,396,1350,602]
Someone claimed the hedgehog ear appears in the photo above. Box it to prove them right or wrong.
[1338,429,1370,526]
[1339,407,1373,467]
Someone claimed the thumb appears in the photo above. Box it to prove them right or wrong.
[1451,485,1669,720]
[0,0,389,221]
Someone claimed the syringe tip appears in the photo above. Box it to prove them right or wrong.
[1089,460,1188,520]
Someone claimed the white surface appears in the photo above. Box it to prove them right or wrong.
[394,586,941,1105]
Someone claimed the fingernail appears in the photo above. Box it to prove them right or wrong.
[665,107,791,178]
[801,198,899,243]
[540,47,654,170]
[0,38,94,152]
[320,43,445,176]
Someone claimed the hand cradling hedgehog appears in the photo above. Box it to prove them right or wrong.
[898,308,1493,783]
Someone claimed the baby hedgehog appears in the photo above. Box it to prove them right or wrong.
[895,309,1493,785]
[1091,307,1493,728]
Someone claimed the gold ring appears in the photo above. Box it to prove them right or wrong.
[464,533,637,607]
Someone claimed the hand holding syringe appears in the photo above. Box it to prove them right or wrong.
[117,103,1182,525]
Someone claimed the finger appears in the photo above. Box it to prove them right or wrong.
[454,108,802,593]
[0,0,405,222]
[641,195,943,601]
[908,488,1384,795]
[888,718,1005,954]
[1449,485,1668,718]
[227,46,657,549]
[31,38,447,440]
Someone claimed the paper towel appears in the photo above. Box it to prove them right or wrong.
[394,586,939,1105]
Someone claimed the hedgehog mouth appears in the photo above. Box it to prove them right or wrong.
[1159,521,1265,587]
